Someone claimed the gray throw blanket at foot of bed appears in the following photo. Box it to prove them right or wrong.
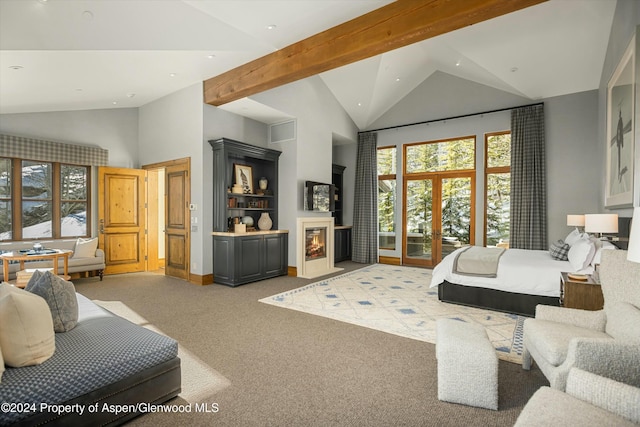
[452,246,506,278]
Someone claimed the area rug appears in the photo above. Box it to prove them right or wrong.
[259,264,525,364]
[93,300,231,402]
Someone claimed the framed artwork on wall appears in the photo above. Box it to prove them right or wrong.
[605,35,635,208]
[234,163,254,194]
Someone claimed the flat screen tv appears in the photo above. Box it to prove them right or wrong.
[304,181,335,212]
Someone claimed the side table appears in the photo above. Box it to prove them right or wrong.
[560,272,604,310]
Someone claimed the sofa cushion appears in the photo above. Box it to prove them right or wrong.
[72,237,98,258]
[605,302,640,342]
[524,319,611,366]
[0,284,55,367]
[25,270,78,332]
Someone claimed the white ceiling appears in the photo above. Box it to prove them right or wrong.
[0,0,616,130]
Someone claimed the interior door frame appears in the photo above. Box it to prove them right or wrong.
[142,158,191,280]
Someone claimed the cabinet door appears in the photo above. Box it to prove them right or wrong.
[264,234,286,275]
[236,235,263,282]
[213,236,234,282]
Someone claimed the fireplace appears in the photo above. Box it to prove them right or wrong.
[305,227,326,260]
[297,217,343,279]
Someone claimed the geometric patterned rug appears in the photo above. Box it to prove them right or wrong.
[260,264,525,364]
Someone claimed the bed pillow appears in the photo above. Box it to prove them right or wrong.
[567,238,596,271]
[549,239,570,261]
[72,237,98,258]
[591,240,617,266]
[564,229,584,247]
[0,283,55,367]
[25,270,78,332]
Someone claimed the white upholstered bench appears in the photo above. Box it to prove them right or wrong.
[436,318,498,410]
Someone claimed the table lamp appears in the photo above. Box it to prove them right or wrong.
[584,213,618,239]
[566,214,585,232]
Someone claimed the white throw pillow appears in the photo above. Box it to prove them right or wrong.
[0,283,55,367]
[564,229,584,247]
[567,238,596,271]
[72,237,98,258]
[592,240,617,266]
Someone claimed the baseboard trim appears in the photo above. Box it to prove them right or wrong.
[379,256,401,266]
[288,266,297,277]
[190,273,214,285]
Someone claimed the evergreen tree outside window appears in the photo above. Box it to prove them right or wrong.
[0,158,11,240]
[377,146,396,250]
[485,132,511,247]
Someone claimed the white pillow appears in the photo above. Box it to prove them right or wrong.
[592,240,617,266]
[567,238,596,271]
[564,229,585,247]
[0,283,55,367]
[72,237,98,258]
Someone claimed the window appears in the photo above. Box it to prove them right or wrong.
[0,157,90,241]
[485,132,511,247]
[377,146,396,250]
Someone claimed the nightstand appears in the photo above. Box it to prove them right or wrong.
[560,272,604,310]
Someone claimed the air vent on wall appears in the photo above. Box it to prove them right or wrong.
[269,119,296,144]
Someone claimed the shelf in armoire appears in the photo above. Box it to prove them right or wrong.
[227,208,275,211]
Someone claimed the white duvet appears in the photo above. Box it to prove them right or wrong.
[429,247,593,297]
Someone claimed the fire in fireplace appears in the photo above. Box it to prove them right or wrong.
[305,227,326,260]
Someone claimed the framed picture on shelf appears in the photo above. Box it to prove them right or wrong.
[605,35,635,208]
[234,164,254,194]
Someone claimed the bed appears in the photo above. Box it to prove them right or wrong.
[429,217,631,317]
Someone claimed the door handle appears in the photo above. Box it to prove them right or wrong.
[99,219,104,234]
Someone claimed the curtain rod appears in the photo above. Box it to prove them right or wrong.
[358,101,544,134]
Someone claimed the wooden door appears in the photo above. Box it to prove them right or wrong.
[165,163,190,280]
[98,167,147,274]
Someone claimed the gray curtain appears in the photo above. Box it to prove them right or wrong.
[510,104,547,250]
[352,132,378,264]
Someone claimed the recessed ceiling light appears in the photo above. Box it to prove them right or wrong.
[266,24,277,30]
[455,60,461,67]
[127,93,136,98]
[8,65,23,70]
[357,102,362,107]
[75,88,83,92]
[169,73,177,77]
[112,101,118,105]
[395,77,400,82]
[511,67,519,72]
[206,54,216,59]
[37,0,48,4]
[82,10,94,20]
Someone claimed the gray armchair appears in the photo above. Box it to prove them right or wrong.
[522,250,640,390]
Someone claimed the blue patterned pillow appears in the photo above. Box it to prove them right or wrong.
[25,270,78,332]
[549,239,570,261]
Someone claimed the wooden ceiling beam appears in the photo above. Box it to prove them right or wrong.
[203,0,547,106]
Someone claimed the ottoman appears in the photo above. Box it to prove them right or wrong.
[436,318,498,410]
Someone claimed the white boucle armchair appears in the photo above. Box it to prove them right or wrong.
[521,250,640,390]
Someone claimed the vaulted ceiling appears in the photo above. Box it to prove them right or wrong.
[0,0,616,130]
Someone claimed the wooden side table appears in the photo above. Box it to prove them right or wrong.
[560,272,604,310]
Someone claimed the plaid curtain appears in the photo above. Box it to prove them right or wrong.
[0,134,108,166]
[352,132,378,264]
[510,104,547,250]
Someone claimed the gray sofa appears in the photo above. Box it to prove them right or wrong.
[0,239,105,281]
[0,292,181,426]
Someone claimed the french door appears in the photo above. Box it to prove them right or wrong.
[402,173,474,267]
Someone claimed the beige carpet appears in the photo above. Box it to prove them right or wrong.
[260,264,525,363]
[94,300,231,403]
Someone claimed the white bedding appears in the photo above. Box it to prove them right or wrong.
[429,246,593,297]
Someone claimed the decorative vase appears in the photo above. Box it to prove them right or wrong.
[258,212,272,230]
[259,177,268,190]
[242,215,254,227]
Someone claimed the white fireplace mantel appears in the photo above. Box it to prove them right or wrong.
[296,217,343,279]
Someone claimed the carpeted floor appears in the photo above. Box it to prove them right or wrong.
[74,262,548,426]
[260,264,525,364]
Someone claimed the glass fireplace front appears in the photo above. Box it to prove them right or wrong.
[305,227,327,260]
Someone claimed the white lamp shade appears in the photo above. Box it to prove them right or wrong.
[584,214,618,234]
[628,207,640,263]
[566,214,585,227]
